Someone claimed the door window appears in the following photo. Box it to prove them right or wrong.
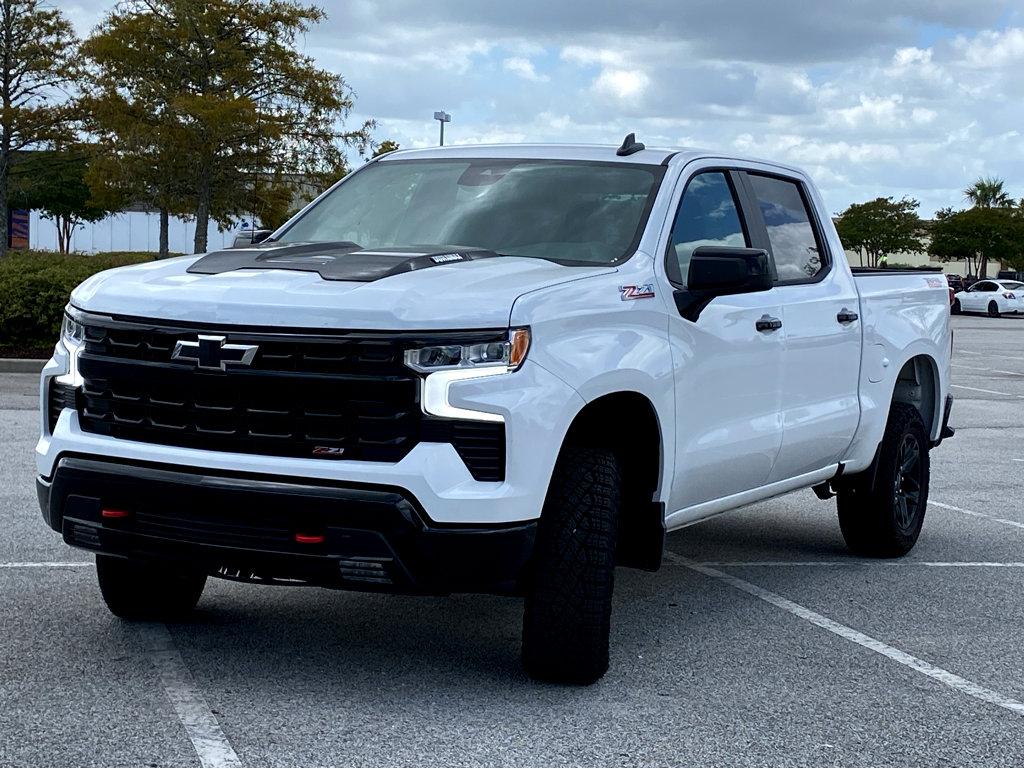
[666,172,748,285]
[974,281,997,292]
[747,174,826,283]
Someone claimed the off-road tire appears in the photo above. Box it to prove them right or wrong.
[522,446,621,685]
[96,555,206,620]
[988,300,1000,318]
[951,299,961,315]
[837,403,930,558]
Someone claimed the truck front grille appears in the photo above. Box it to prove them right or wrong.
[73,316,506,481]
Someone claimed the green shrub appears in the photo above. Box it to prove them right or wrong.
[0,250,160,356]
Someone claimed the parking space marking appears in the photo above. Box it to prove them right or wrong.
[952,363,1024,376]
[664,552,1024,717]
[138,624,242,768]
[950,383,1021,397]
[930,500,1024,530]
[959,349,1024,362]
[695,561,1024,567]
[0,561,91,568]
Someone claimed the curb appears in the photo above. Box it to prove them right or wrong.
[0,358,46,373]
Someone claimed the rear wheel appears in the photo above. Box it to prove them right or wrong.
[988,300,1001,318]
[522,446,620,685]
[96,555,206,620]
[836,403,930,558]
[951,299,961,315]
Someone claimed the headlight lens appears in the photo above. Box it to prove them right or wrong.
[61,311,85,349]
[405,328,530,373]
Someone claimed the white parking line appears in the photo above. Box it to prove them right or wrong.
[664,552,1024,717]
[0,561,91,568]
[951,383,1020,397]
[695,561,1024,567]
[951,363,1024,376]
[138,624,242,768]
[959,349,1024,362]
[930,500,1024,530]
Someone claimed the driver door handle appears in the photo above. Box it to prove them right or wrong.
[837,308,859,324]
[755,315,782,332]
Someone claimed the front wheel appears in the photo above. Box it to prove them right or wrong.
[836,403,930,557]
[988,300,1001,318]
[522,446,621,685]
[96,555,206,620]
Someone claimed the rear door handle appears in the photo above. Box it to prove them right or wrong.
[837,308,859,324]
[755,314,782,332]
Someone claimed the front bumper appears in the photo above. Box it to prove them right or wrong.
[38,457,536,595]
[38,347,585,527]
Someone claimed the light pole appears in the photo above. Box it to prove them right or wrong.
[433,110,451,146]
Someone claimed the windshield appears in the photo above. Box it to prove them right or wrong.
[1000,281,1024,291]
[277,159,663,264]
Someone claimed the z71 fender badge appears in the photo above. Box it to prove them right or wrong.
[620,283,656,300]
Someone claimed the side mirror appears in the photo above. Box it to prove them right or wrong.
[231,228,274,248]
[674,246,773,321]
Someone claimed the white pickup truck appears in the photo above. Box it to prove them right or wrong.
[37,136,953,684]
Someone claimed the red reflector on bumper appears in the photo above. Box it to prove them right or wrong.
[294,533,325,544]
[101,509,131,519]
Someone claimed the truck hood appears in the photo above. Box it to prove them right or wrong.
[70,251,615,329]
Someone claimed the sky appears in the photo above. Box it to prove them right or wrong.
[62,0,1024,218]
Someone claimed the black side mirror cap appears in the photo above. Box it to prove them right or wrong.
[674,247,773,322]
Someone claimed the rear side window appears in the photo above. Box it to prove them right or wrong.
[748,174,825,283]
[667,172,748,284]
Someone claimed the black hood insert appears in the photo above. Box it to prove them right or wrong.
[187,242,500,282]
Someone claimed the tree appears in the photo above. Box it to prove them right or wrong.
[0,0,81,257]
[83,93,195,259]
[372,139,400,158]
[834,197,925,268]
[83,0,374,255]
[9,145,116,252]
[964,176,1013,209]
[929,206,1023,278]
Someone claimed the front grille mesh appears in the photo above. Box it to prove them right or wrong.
[73,319,506,481]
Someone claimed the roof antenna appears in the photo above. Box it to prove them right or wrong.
[616,132,645,156]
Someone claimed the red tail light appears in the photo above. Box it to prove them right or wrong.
[101,508,131,519]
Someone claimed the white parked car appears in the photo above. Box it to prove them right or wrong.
[953,279,1024,317]
[38,137,954,684]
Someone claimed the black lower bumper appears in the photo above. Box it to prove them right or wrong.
[38,457,535,595]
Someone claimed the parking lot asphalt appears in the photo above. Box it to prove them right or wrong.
[3,313,1024,767]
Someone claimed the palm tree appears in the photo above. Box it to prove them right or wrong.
[964,176,1013,208]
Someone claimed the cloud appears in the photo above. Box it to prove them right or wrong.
[62,0,1024,216]
[592,68,650,100]
[502,57,548,82]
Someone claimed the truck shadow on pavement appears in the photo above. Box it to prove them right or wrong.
[150,507,847,691]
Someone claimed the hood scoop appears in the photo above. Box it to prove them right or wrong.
[187,242,499,282]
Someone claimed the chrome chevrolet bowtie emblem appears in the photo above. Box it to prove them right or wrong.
[171,334,258,370]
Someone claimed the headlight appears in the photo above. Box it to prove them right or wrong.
[404,328,530,373]
[61,311,85,350]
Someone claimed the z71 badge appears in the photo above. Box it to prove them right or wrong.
[620,283,656,301]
